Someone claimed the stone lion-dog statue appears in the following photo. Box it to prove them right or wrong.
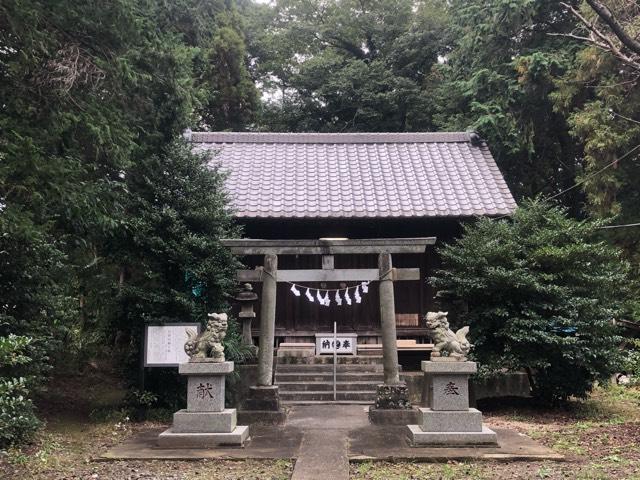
[425,311,472,359]
[184,312,228,362]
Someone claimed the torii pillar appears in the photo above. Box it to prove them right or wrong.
[374,251,411,410]
[257,254,277,386]
[243,254,284,418]
[379,252,400,384]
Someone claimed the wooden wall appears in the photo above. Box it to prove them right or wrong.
[241,253,427,342]
[232,217,462,344]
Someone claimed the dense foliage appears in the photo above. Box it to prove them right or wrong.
[432,0,583,201]
[552,1,640,271]
[0,0,253,438]
[104,141,241,370]
[0,336,41,447]
[244,0,451,132]
[622,339,640,383]
[431,200,631,404]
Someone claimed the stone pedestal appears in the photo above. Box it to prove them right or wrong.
[374,383,411,410]
[370,382,413,423]
[369,406,419,425]
[407,360,497,446]
[239,385,287,425]
[158,361,250,447]
[244,385,281,410]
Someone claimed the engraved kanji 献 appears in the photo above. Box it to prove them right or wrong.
[196,382,214,399]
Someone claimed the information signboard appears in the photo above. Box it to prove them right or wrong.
[144,323,200,367]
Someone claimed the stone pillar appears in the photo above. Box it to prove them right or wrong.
[407,360,497,446]
[373,252,410,412]
[241,254,283,418]
[241,316,254,347]
[257,254,277,386]
[158,361,250,447]
[378,252,400,385]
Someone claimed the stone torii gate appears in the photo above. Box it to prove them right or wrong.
[222,237,436,413]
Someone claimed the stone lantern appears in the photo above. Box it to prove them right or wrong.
[234,283,258,349]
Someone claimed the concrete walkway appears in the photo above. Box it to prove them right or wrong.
[288,405,368,480]
[100,404,564,474]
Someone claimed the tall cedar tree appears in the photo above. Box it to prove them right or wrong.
[0,0,254,437]
[431,0,584,204]
[552,1,640,285]
[108,142,240,379]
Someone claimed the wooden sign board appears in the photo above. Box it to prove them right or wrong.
[144,323,200,367]
[315,333,357,355]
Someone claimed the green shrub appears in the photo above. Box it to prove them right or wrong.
[0,335,41,447]
[621,339,640,382]
[223,315,257,366]
[431,199,632,405]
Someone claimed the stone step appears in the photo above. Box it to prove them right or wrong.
[279,390,377,402]
[281,400,373,405]
[407,425,498,446]
[276,381,379,392]
[276,355,384,365]
[275,364,384,373]
[274,372,384,382]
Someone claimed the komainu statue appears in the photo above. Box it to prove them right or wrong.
[425,311,472,359]
[184,313,228,362]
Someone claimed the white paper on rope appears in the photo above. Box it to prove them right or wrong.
[289,282,370,307]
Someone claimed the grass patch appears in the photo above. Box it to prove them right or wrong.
[1,371,294,480]
[351,461,489,480]
[547,431,586,455]
[352,386,640,479]
[572,386,640,422]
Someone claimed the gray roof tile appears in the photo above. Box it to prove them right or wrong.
[192,132,517,219]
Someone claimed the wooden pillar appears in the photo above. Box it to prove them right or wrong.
[379,252,400,384]
[257,254,277,386]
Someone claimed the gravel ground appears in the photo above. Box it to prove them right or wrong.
[0,421,292,480]
[0,372,292,480]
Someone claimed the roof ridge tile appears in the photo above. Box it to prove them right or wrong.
[191,131,473,144]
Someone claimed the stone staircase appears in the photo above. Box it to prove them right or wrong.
[274,356,384,404]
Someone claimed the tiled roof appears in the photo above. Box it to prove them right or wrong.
[192,132,517,219]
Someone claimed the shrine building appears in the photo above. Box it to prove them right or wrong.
[188,131,516,400]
